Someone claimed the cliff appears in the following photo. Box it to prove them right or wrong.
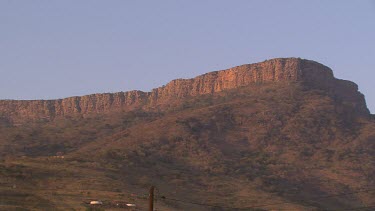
[0,58,369,124]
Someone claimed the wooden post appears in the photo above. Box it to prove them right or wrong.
[149,186,155,211]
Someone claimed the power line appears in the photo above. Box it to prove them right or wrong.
[1,202,374,211]
[1,187,374,210]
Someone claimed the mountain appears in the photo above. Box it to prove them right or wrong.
[0,58,369,123]
[0,58,374,210]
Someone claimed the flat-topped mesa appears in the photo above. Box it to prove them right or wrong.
[0,90,148,123]
[0,58,369,124]
[149,58,333,101]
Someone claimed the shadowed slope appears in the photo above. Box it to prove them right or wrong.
[0,58,374,210]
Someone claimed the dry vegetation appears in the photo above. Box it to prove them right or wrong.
[0,82,374,210]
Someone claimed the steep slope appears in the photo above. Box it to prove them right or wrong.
[0,58,369,124]
[0,58,374,210]
[72,83,374,210]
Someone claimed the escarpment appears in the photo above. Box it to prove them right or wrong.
[0,58,370,124]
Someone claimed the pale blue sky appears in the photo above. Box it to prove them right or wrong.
[1,1,374,113]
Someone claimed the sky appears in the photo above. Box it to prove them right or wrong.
[0,0,374,113]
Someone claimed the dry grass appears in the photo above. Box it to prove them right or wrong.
[1,82,374,210]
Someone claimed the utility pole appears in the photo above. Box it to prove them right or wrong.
[149,186,155,211]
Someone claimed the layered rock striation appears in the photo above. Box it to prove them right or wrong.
[0,58,369,124]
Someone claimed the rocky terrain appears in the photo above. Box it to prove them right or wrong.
[0,58,369,124]
[0,58,374,210]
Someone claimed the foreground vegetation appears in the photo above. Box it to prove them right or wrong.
[1,82,374,210]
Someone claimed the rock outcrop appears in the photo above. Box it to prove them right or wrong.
[0,58,369,124]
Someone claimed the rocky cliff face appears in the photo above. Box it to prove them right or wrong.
[0,58,369,124]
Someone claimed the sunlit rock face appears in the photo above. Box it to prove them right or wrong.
[0,58,369,124]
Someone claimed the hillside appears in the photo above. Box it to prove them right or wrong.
[0,58,374,210]
[0,58,369,123]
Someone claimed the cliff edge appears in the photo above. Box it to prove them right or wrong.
[0,58,369,124]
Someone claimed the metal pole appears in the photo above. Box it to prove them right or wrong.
[149,186,154,211]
